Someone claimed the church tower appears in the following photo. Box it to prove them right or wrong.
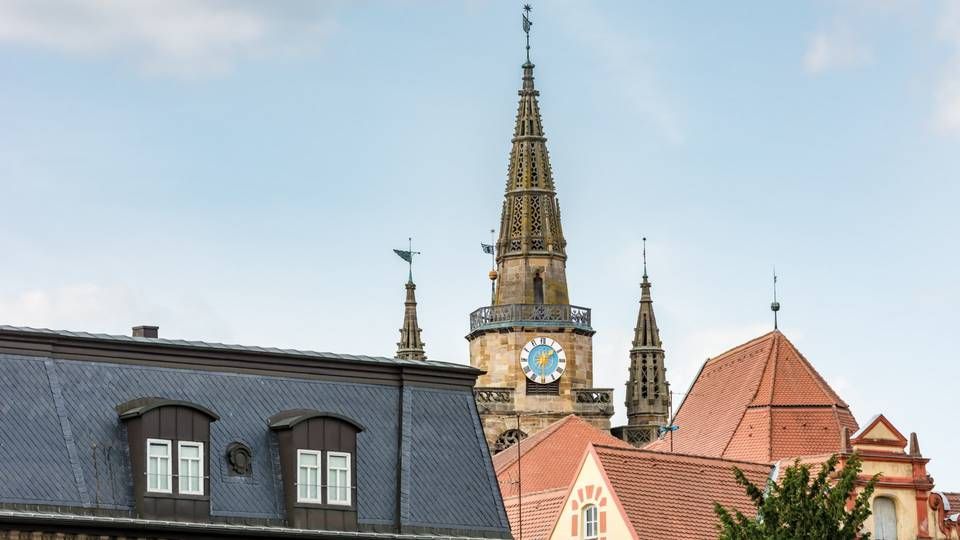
[396,279,426,361]
[617,242,671,446]
[469,7,613,453]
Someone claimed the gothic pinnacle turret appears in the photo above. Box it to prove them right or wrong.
[393,239,426,361]
[396,279,426,361]
[620,239,671,446]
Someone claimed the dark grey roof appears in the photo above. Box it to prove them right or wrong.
[0,325,478,373]
[0,352,509,538]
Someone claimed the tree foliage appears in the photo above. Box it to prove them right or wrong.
[715,453,879,540]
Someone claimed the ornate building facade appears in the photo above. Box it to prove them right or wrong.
[469,46,613,452]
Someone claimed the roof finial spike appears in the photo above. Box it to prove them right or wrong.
[522,4,533,64]
[642,237,648,279]
[771,266,780,330]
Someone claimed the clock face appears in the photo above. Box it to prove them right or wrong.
[519,337,567,384]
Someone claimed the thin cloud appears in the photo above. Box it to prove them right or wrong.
[935,1,960,133]
[554,1,683,144]
[0,0,339,78]
[804,26,873,74]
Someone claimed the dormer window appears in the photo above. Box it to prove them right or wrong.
[146,439,172,493]
[178,441,204,495]
[117,398,219,520]
[326,451,352,505]
[297,450,322,503]
[270,410,364,530]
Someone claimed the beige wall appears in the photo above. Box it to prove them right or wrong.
[549,452,634,540]
[495,256,569,305]
[470,327,600,445]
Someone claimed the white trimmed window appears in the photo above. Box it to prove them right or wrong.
[297,450,322,503]
[326,451,351,506]
[582,504,599,540]
[146,439,172,493]
[178,441,204,495]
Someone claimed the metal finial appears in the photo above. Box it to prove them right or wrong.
[522,4,533,63]
[642,237,648,279]
[771,266,780,330]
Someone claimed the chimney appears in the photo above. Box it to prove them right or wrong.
[132,325,159,339]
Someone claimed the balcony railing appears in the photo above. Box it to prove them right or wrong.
[573,388,614,416]
[468,304,592,333]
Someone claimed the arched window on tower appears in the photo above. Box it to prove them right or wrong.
[533,274,544,304]
[872,496,897,540]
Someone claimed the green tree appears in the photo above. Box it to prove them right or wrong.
[715,453,879,540]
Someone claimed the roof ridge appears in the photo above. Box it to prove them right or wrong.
[592,444,772,470]
[720,335,778,459]
[705,330,778,367]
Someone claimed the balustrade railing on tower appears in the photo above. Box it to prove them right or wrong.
[468,304,592,333]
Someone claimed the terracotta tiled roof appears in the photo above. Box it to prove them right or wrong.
[646,331,858,463]
[502,488,567,540]
[494,415,631,499]
[946,492,960,513]
[594,445,772,540]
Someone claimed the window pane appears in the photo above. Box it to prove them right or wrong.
[300,452,318,467]
[148,457,158,490]
[308,468,318,500]
[149,442,168,457]
[181,444,200,459]
[298,467,308,500]
[329,454,347,469]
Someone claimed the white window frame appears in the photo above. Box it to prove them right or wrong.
[326,451,352,506]
[177,441,204,496]
[146,438,173,494]
[297,449,323,503]
[582,503,599,540]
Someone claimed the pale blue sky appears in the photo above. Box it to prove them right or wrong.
[1,1,958,486]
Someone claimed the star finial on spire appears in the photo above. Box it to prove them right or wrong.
[522,4,533,63]
[771,266,781,330]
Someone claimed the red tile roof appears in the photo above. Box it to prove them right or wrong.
[646,330,858,463]
[594,445,772,540]
[946,492,960,513]
[502,488,567,540]
[494,414,631,499]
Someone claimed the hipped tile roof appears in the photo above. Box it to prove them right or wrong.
[646,330,858,463]
[494,415,631,499]
[594,445,772,540]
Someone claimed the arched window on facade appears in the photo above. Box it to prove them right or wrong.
[873,496,898,540]
[533,274,544,304]
[582,504,598,540]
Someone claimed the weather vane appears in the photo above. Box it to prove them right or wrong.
[393,237,421,282]
[522,4,533,63]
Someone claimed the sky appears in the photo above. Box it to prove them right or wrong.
[1,0,958,487]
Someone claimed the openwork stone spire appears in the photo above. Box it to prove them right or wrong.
[495,59,567,263]
[396,280,426,361]
[622,243,671,446]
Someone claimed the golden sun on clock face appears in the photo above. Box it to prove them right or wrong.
[519,337,566,384]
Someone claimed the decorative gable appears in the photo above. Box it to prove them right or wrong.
[851,414,908,452]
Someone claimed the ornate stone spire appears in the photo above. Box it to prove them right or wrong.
[622,239,670,446]
[396,279,426,360]
[394,239,426,361]
[495,29,566,267]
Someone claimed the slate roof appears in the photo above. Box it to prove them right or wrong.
[0,325,477,372]
[646,330,858,463]
[0,332,509,539]
[493,415,631,499]
[593,445,772,540]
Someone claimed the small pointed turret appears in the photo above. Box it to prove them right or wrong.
[396,279,426,361]
[621,239,671,446]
